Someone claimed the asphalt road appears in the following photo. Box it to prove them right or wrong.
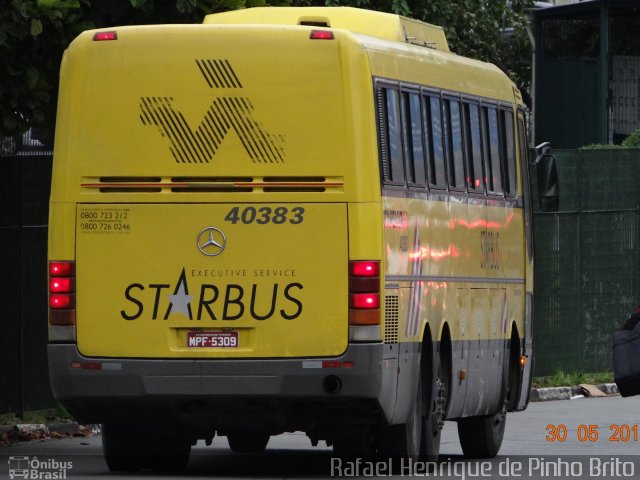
[2,395,640,479]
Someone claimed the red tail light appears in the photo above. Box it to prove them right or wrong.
[309,30,334,40]
[50,294,74,309]
[351,293,380,309]
[50,262,74,277]
[49,261,76,326]
[50,278,73,293]
[350,261,380,277]
[348,260,380,327]
[93,31,118,41]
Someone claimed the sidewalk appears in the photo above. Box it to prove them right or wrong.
[0,423,97,447]
[529,382,619,402]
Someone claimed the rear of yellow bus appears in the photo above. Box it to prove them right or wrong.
[47,21,387,463]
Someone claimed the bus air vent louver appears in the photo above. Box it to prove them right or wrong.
[384,294,399,344]
[81,177,344,193]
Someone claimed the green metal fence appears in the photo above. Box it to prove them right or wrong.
[0,151,54,417]
[533,149,640,376]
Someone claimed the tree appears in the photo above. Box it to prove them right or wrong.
[0,1,88,136]
[312,0,534,91]
[0,0,248,137]
[0,0,533,138]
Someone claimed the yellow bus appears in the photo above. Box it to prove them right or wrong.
[48,6,557,471]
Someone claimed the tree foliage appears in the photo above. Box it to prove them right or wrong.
[314,0,534,89]
[1,1,87,135]
[0,0,533,137]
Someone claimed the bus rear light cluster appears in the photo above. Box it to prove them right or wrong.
[49,261,76,326]
[348,260,380,326]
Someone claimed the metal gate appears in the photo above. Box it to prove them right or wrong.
[0,136,54,416]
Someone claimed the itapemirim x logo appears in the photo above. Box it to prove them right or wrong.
[140,59,286,164]
[7,456,72,479]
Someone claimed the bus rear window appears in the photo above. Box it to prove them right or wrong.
[378,88,405,185]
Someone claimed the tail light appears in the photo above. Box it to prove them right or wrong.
[93,31,118,41]
[309,30,334,40]
[49,261,76,331]
[349,261,380,338]
[350,293,380,309]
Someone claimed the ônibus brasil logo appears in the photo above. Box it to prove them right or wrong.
[8,456,72,479]
[121,268,303,322]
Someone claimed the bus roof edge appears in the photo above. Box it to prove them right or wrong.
[203,7,450,52]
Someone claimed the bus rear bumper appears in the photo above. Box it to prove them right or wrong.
[47,343,396,427]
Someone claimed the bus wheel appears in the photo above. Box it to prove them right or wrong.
[457,403,506,458]
[457,337,516,458]
[102,423,191,472]
[423,360,447,461]
[227,431,270,453]
[377,375,440,460]
[102,423,142,472]
[375,381,423,458]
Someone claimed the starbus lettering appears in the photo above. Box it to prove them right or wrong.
[121,268,303,321]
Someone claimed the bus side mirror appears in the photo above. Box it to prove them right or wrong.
[531,142,559,212]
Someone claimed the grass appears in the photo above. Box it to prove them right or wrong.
[0,404,74,426]
[533,370,613,389]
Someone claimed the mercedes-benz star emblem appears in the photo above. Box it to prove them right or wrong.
[196,226,227,256]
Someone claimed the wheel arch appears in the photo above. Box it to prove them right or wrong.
[438,323,452,416]
[507,322,523,412]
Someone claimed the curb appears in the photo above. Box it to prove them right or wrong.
[0,423,99,446]
[530,383,619,402]
[1,423,99,434]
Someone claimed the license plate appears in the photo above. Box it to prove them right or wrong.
[187,331,238,348]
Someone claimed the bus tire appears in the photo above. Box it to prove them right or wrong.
[102,423,190,472]
[376,378,423,459]
[377,357,446,460]
[456,404,506,458]
[227,431,270,453]
[423,358,447,461]
[457,339,513,458]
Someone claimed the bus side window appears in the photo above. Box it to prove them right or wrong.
[425,95,446,188]
[500,109,517,196]
[517,113,529,171]
[463,102,485,192]
[385,88,405,185]
[444,98,465,190]
[401,92,427,187]
[482,106,503,195]
[518,111,534,261]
